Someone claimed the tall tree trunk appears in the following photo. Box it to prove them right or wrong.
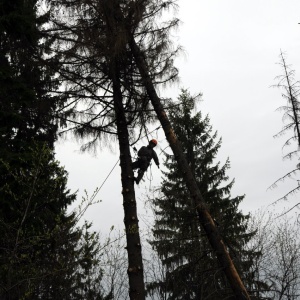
[102,0,146,296]
[109,57,145,300]
[130,38,250,300]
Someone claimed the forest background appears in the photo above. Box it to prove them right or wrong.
[1,0,300,299]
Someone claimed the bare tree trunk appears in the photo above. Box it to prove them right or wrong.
[109,56,145,300]
[130,38,250,300]
[280,51,300,147]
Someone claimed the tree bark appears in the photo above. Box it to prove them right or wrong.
[130,38,250,300]
[110,59,146,299]
[101,1,146,296]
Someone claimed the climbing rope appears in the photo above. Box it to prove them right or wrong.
[74,125,163,223]
[74,159,120,224]
[130,126,161,147]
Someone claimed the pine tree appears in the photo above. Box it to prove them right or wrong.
[148,90,258,299]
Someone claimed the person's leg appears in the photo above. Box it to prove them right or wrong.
[132,160,140,170]
[133,157,149,184]
[135,169,145,184]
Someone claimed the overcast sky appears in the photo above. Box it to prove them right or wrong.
[55,0,300,234]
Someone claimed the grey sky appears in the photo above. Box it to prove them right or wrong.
[55,0,300,233]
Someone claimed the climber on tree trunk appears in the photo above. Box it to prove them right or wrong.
[132,139,160,184]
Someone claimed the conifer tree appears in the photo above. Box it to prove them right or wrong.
[148,90,257,299]
[0,0,60,153]
[0,1,107,299]
[0,143,110,299]
[47,1,180,298]
[0,0,61,216]
[47,1,250,298]
[270,51,300,203]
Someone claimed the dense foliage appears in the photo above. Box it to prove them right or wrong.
[0,1,107,299]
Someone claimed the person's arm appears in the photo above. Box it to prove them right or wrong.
[152,150,159,168]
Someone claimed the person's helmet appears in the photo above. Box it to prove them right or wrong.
[150,139,158,146]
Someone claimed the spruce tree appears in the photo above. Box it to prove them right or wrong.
[148,90,257,299]
[0,1,107,299]
[0,0,61,216]
[0,143,110,299]
[0,0,59,151]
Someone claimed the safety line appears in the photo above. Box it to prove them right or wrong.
[74,159,119,224]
